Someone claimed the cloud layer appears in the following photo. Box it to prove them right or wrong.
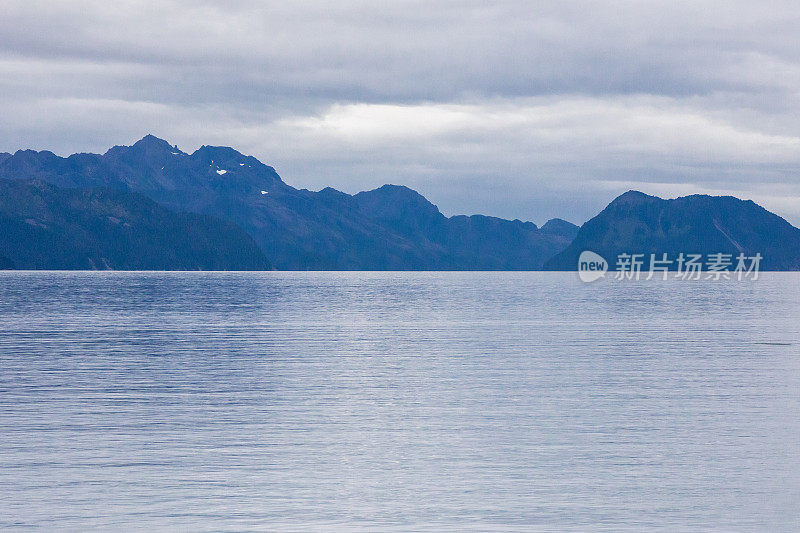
[3,1,800,224]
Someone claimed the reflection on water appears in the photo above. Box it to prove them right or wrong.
[0,272,798,531]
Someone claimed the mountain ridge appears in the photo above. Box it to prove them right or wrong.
[544,189,800,271]
[0,135,578,270]
[3,136,798,271]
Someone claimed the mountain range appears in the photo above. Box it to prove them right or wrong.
[0,135,798,271]
[0,135,577,270]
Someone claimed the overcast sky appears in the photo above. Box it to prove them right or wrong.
[3,1,800,225]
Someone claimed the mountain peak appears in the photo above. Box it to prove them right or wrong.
[104,134,177,159]
[133,134,172,148]
[6,149,62,169]
[613,190,656,203]
[540,218,579,237]
[191,145,247,167]
[372,184,435,205]
[355,184,443,221]
[351,184,448,237]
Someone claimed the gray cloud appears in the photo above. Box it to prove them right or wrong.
[2,1,800,224]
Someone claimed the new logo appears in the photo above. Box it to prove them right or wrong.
[578,251,607,282]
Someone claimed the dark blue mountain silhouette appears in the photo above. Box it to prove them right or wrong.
[544,190,800,271]
[0,178,270,270]
[0,135,578,270]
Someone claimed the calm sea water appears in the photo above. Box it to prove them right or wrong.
[0,272,798,532]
